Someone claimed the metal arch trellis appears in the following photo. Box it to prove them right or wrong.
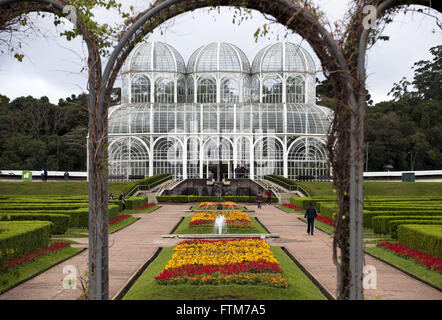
[2,0,436,301]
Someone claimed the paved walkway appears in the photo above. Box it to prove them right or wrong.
[1,203,441,300]
[253,204,442,300]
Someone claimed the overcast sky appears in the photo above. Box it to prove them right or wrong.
[0,0,441,104]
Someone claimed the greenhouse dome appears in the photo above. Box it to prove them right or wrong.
[103,41,333,182]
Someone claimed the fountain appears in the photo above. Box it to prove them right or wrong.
[213,215,227,234]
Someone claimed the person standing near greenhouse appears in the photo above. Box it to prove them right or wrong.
[119,192,126,210]
[304,202,318,235]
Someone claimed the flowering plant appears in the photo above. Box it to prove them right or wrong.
[189,210,252,228]
[6,242,71,269]
[378,240,442,272]
[316,215,335,226]
[109,215,131,226]
[282,203,302,210]
[155,238,288,288]
[135,203,156,210]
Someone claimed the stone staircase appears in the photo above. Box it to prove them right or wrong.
[260,178,307,204]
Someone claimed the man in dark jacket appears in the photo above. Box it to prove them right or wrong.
[304,202,318,235]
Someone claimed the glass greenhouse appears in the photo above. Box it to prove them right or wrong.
[103,41,333,181]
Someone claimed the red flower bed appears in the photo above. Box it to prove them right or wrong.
[379,241,442,272]
[282,203,302,210]
[135,203,156,210]
[316,215,335,226]
[7,242,70,269]
[155,260,282,281]
[109,214,131,225]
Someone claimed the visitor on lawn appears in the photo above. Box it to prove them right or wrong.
[119,192,126,210]
[109,193,115,200]
[304,202,318,235]
[64,171,69,182]
[256,192,263,209]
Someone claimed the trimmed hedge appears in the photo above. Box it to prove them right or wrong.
[109,196,148,211]
[0,204,89,211]
[0,213,70,234]
[318,202,337,219]
[365,205,442,211]
[397,224,442,258]
[122,173,172,195]
[0,205,119,228]
[389,219,442,239]
[0,221,52,259]
[156,195,278,203]
[372,215,442,235]
[363,210,442,228]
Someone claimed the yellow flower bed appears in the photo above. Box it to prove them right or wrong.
[164,238,277,270]
[190,210,250,223]
[199,201,238,208]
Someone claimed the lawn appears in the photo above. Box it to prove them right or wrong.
[0,246,83,295]
[0,181,132,196]
[295,181,442,197]
[122,205,161,215]
[190,204,248,211]
[173,216,267,234]
[122,246,326,300]
[365,246,442,290]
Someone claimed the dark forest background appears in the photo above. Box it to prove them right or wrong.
[0,45,440,172]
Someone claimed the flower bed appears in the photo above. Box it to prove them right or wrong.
[316,215,335,226]
[155,238,288,288]
[109,215,131,226]
[282,203,302,210]
[189,210,252,229]
[135,203,156,210]
[6,241,71,269]
[378,240,442,272]
[199,201,238,209]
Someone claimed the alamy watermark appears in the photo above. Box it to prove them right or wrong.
[363,265,377,290]
[363,5,378,30]
[62,5,77,26]
[62,265,77,290]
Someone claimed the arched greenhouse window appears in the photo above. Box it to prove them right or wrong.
[131,75,150,103]
[243,77,251,103]
[177,77,186,103]
[251,77,260,102]
[287,75,305,103]
[262,76,282,103]
[155,78,174,103]
[187,77,195,103]
[220,78,239,103]
[197,76,216,103]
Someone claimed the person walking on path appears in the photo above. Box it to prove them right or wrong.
[266,189,272,205]
[119,192,126,210]
[43,170,48,181]
[256,192,263,209]
[304,202,318,235]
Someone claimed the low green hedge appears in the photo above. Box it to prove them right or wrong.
[110,196,148,211]
[122,173,172,195]
[0,205,119,228]
[397,224,442,258]
[372,215,442,235]
[390,219,442,239]
[318,202,337,219]
[156,195,278,203]
[0,221,52,259]
[0,213,70,234]
[0,203,89,211]
[365,205,442,212]
[290,197,336,209]
[363,210,442,228]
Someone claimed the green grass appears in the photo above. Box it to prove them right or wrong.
[109,216,139,233]
[52,227,88,239]
[296,182,442,197]
[0,246,83,295]
[173,216,267,234]
[122,246,326,300]
[0,181,132,196]
[365,246,442,290]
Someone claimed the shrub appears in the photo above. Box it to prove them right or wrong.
[156,195,278,203]
[363,210,442,228]
[290,197,335,209]
[0,221,52,259]
[0,213,70,234]
[389,219,442,239]
[372,215,442,235]
[397,224,442,258]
